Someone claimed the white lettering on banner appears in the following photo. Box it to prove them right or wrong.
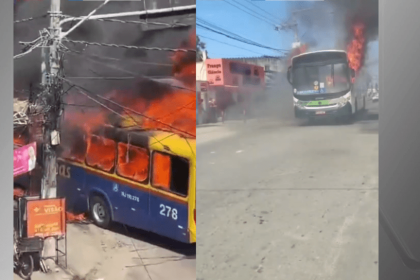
[159,204,178,220]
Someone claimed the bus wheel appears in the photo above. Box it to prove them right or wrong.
[90,196,111,229]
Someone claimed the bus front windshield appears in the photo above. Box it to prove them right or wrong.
[293,62,351,95]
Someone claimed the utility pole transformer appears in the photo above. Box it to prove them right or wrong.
[40,0,62,199]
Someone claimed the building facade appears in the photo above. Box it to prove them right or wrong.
[225,56,287,89]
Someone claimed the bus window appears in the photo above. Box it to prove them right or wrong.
[86,135,116,172]
[152,152,190,197]
[152,152,171,190]
[116,143,149,183]
[170,156,189,196]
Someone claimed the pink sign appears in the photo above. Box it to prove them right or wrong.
[14,142,36,177]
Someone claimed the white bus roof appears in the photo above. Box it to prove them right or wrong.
[292,50,347,60]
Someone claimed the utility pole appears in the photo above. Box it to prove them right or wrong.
[40,0,62,199]
[275,8,314,49]
[38,0,63,272]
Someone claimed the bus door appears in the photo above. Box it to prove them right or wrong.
[113,142,150,230]
[149,151,190,243]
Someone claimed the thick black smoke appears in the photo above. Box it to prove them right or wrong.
[284,0,377,71]
[328,0,378,43]
[14,0,193,98]
[286,0,378,49]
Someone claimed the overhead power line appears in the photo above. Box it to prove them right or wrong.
[58,5,196,26]
[197,34,267,56]
[61,46,195,93]
[197,17,256,44]
[70,17,191,28]
[14,14,48,24]
[245,0,282,24]
[14,39,44,59]
[196,22,288,53]
[222,0,276,26]
[62,38,196,52]
[58,76,195,138]
[59,44,173,67]
[229,0,280,25]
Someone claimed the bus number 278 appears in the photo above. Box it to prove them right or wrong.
[159,204,178,220]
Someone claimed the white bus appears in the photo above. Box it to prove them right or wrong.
[287,50,366,123]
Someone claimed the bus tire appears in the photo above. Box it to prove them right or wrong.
[89,195,111,229]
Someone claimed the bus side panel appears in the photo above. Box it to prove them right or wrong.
[84,174,150,231]
[85,174,120,221]
[149,194,189,243]
[57,161,87,214]
[107,182,150,231]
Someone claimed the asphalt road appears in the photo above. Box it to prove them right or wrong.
[196,102,378,280]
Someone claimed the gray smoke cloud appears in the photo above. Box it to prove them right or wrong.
[284,0,377,71]
[14,0,194,98]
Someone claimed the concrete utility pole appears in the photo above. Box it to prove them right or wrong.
[40,0,62,199]
[275,20,299,47]
[37,0,63,272]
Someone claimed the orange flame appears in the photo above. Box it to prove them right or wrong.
[347,23,366,74]
[66,212,86,222]
[63,29,196,139]
[14,129,28,147]
[117,142,149,182]
[59,29,195,192]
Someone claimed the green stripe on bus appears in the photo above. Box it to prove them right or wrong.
[306,100,331,106]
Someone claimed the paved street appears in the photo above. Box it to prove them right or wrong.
[196,100,378,280]
[15,223,195,280]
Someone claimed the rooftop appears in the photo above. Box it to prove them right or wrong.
[222,55,287,60]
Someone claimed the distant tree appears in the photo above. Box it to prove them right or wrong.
[196,35,207,62]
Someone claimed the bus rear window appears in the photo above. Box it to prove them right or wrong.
[117,143,149,183]
[152,152,189,197]
[86,135,116,172]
